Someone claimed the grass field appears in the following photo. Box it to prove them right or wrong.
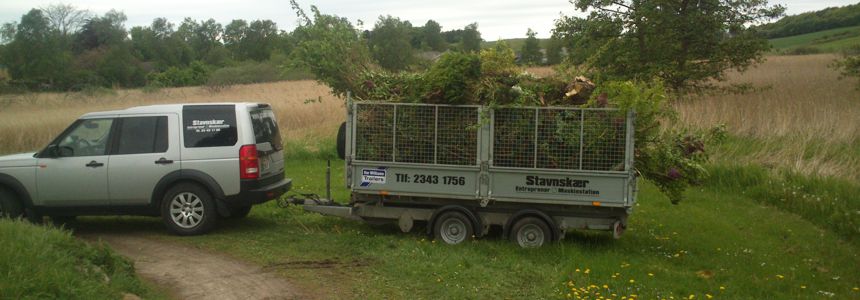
[0,220,166,299]
[769,25,860,53]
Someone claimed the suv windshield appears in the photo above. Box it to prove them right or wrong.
[250,109,283,151]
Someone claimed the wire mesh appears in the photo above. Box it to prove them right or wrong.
[437,106,478,165]
[493,108,536,168]
[492,107,628,171]
[581,110,627,171]
[354,104,394,162]
[354,103,478,166]
[536,109,582,169]
[394,105,435,163]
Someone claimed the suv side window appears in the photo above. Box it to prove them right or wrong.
[182,105,238,148]
[113,116,168,155]
[57,118,114,157]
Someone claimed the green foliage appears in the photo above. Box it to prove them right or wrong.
[369,16,415,71]
[422,52,481,104]
[769,25,860,54]
[519,28,542,65]
[832,54,860,88]
[0,220,161,299]
[421,20,447,52]
[555,0,785,90]
[460,23,482,52]
[205,61,281,90]
[545,37,563,65]
[590,80,716,204]
[290,1,372,98]
[147,61,209,87]
[1,9,73,90]
[479,42,518,76]
[757,3,860,38]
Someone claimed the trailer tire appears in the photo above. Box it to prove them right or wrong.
[510,217,551,248]
[336,122,346,160]
[433,211,473,245]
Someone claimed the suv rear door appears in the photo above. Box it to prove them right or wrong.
[107,114,181,206]
[249,107,284,179]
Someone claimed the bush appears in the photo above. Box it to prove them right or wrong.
[146,61,210,87]
[205,62,282,91]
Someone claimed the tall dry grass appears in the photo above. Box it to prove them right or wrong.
[674,54,860,181]
[0,81,345,155]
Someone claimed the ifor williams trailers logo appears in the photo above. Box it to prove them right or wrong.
[515,175,599,196]
[360,167,387,187]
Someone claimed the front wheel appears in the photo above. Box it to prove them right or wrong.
[433,211,474,245]
[161,183,217,236]
[0,188,24,219]
[510,217,552,248]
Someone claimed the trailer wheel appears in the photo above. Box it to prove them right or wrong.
[510,217,551,248]
[433,211,473,245]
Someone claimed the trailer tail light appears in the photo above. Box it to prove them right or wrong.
[239,144,259,179]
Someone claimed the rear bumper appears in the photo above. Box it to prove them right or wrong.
[225,176,292,207]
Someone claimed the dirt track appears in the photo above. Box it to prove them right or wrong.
[79,232,305,300]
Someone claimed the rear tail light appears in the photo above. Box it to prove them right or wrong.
[239,144,259,179]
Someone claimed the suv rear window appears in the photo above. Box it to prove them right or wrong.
[183,105,238,148]
[250,109,283,151]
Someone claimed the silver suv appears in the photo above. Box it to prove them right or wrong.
[0,103,290,235]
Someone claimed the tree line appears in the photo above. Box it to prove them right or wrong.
[0,4,506,92]
[755,3,860,39]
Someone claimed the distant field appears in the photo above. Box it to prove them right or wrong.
[769,25,860,53]
[0,81,345,155]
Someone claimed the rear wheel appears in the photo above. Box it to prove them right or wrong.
[433,211,473,245]
[510,217,552,248]
[0,188,24,219]
[161,183,217,236]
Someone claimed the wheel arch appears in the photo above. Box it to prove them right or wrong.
[503,209,559,241]
[151,170,228,215]
[426,205,483,238]
[0,173,34,208]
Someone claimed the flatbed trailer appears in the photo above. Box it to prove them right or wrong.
[301,100,637,247]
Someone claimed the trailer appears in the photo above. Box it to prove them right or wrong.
[300,100,637,248]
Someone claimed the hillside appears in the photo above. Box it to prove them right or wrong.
[769,25,860,53]
[758,3,860,38]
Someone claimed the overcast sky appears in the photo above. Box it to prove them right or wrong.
[1,0,857,40]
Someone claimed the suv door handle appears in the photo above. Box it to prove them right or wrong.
[155,158,174,165]
[85,161,104,168]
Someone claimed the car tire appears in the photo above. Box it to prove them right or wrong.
[0,187,24,219]
[510,217,552,248]
[161,183,217,236]
[336,122,347,160]
[433,211,474,245]
[228,205,252,219]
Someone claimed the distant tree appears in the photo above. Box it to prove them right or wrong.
[555,0,785,90]
[520,28,542,65]
[245,20,279,61]
[75,10,128,51]
[130,18,193,69]
[545,37,563,65]
[461,23,482,52]
[1,9,71,88]
[0,22,16,44]
[223,19,248,60]
[176,18,223,60]
[422,20,446,51]
[40,3,90,36]
[369,15,414,71]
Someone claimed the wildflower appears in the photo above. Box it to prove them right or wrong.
[576,268,581,273]
[719,286,725,290]
[648,273,654,277]
[853,287,859,291]
[603,284,608,289]
[800,285,806,289]
[688,295,695,299]
[566,293,572,298]
[705,294,713,299]
[585,268,591,274]
[776,274,784,279]
[629,279,635,283]
[567,281,574,287]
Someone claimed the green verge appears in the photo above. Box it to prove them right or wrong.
[0,220,166,300]
[138,152,860,299]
